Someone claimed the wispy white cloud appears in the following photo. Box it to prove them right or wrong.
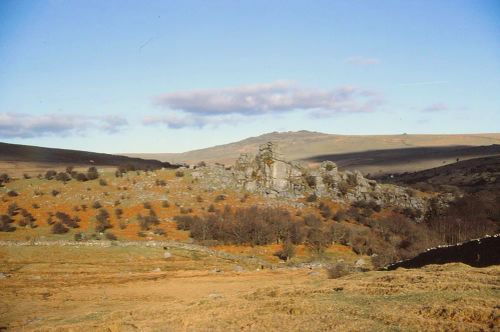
[422,103,448,112]
[0,113,128,138]
[346,56,380,66]
[143,114,244,129]
[399,80,449,87]
[153,81,383,120]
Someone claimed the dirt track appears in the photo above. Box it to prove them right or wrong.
[0,244,498,331]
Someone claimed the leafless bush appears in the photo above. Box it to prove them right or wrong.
[305,175,316,188]
[51,222,69,234]
[153,228,166,236]
[0,215,16,232]
[105,232,117,240]
[214,194,226,202]
[87,167,99,180]
[7,190,18,197]
[95,209,112,232]
[326,262,351,279]
[274,241,296,261]
[306,193,317,202]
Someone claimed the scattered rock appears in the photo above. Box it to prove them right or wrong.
[163,251,172,259]
[208,293,224,300]
[355,258,366,267]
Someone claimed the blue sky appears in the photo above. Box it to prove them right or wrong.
[0,0,499,153]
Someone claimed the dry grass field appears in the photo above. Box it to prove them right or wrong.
[0,244,498,331]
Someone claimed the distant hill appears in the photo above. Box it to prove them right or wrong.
[306,144,500,175]
[124,131,500,174]
[0,142,177,173]
[375,154,500,193]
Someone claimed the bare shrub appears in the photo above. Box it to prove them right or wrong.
[179,207,193,214]
[105,232,117,240]
[137,209,160,231]
[0,215,16,232]
[51,222,69,234]
[7,190,18,197]
[95,209,112,232]
[326,263,351,279]
[55,212,79,228]
[305,175,316,188]
[76,173,88,182]
[87,167,99,180]
[115,208,123,219]
[74,232,86,241]
[45,170,57,180]
[214,194,226,202]
[155,179,167,186]
[153,228,166,236]
[7,203,19,216]
[274,241,296,261]
[306,193,317,202]
[319,202,333,219]
[55,172,71,182]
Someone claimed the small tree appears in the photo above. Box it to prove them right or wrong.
[55,172,71,182]
[87,167,99,180]
[115,208,123,219]
[76,173,88,182]
[274,241,296,261]
[51,222,69,234]
[95,209,112,232]
[45,170,57,180]
[0,214,16,232]
[7,190,18,197]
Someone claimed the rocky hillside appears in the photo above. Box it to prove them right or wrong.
[190,142,451,219]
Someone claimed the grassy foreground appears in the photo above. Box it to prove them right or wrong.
[0,244,498,331]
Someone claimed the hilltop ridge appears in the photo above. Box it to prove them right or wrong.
[124,131,500,174]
